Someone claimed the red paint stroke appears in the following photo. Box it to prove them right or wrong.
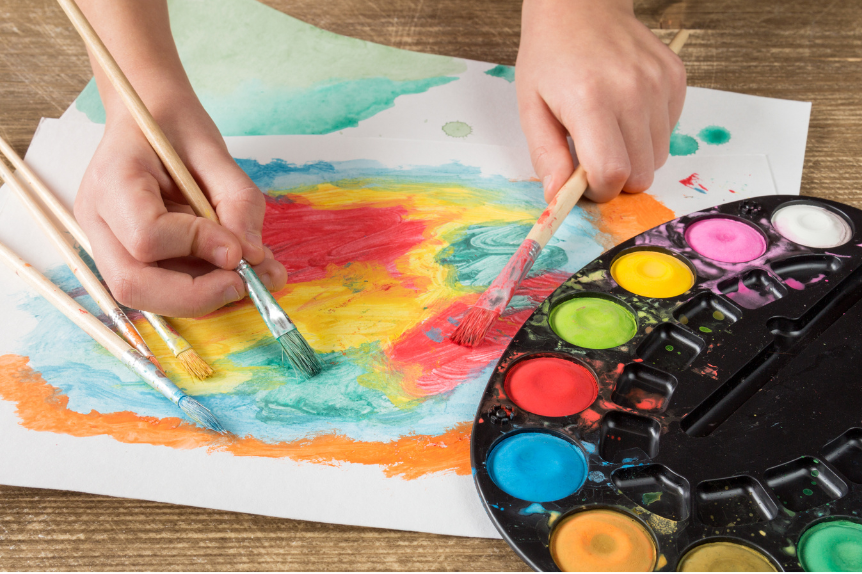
[390,271,570,396]
[262,196,429,282]
[679,173,708,193]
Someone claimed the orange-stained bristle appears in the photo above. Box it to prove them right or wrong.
[177,349,214,380]
[450,307,497,347]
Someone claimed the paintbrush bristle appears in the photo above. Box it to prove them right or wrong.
[451,306,498,347]
[278,329,322,378]
[147,354,164,373]
[177,348,214,380]
[177,396,226,434]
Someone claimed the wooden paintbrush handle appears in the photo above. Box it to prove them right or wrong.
[0,240,130,360]
[56,0,219,224]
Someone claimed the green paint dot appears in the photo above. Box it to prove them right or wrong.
[670,132,699,156]
[812,469,820,477]
[698,125,732,145]
[665,345,674,352]
[549,297,637,349]
[642,492,662,505]
[799,520,862,571]
[442,121,472,138]
[484,65,515,83]
[679,315,688,324]
[699,326,713,333]
[803,489,814,496]
[713,310,725,321]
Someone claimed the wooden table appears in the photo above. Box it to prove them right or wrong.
[1,0,861,570]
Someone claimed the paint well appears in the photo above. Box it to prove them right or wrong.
[549,297,637,349]
[798,520,862,572]
[486,433,586,502]
[611,251,695,298]
[685,218,767,263]
[772,204,852,248]
[550,509,656,572]
[504,357,597,417]
[678,541,776,571]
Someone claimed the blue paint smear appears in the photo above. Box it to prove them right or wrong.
[487,433,587,502]
[423,327,444,343]
[520,503,547,516]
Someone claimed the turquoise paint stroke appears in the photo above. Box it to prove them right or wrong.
[670,124,699,156]
[698,125,732,145]
[485,65,515,83]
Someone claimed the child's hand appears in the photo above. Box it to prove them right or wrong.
[516,0,686,203]
[75,100,287,317]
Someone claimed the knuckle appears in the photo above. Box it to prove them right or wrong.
[125,224,159,262]
[625,170,654,193]
[600,161,631,190]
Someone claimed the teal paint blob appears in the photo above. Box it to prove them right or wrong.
[487,433,587,502]
[698,125,732,145]
[485,65,515,83]
[798,520,862,572]
[75,79,106,123]
[670,132,699,156]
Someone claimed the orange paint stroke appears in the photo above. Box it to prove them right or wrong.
[581,193,676,248]
[0,354,471,480]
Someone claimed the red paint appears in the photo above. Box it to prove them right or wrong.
[679,173,708,192]
[261,196,429,283]
[503,356,598,417]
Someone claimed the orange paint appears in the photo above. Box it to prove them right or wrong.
[551,509,656,572]
[582,193,676,248]
[0,355,471,480]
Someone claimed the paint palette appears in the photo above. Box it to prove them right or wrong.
[471,196,862,571]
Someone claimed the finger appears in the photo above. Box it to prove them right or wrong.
[94,169,243,269]
[566,108,630,203]
[619,114,655,194]
[250,256,288,292]
[87,216,246,317]
[191,150,268,265]
[652,103,671,171]
[665,53,688,129]
[519,95,575,202]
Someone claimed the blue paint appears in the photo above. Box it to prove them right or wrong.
[520,503,547,516]
[588,470,606,483]
[423,327,444,343]
[487,433,587,502]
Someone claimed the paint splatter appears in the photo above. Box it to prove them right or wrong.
[484,65,515,83]
[642,492,663,505]
[670,127,699,156]
[698,125,732,145]
[442,121,472,138]
[679,173,709,194]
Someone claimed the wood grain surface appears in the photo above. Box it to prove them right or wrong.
[1,0,861,570]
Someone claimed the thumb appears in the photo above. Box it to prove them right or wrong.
[519,96,576,202]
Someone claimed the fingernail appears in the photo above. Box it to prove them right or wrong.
[260,273,274,290]
[215,245,230,268]
[223,285,241,305]
[246,231,263,248]
[542,175,552,194]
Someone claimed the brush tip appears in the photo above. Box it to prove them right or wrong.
[177,348,215,380]
[148,354,165,373]
[178,396,226,434]
[451,307,497,347]
[277,329,322,378]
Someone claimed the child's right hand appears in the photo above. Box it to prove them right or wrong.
[74,101,287,317]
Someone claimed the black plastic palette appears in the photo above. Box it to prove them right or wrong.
[471,196,862,571]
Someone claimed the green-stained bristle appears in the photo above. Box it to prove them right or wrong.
[178,396,226,434]
[278,329,322,378]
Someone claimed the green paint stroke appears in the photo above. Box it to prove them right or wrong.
[642,492,662,506]
[485,65,515,83]
[76,0,467,135]
[549,297,637,349]
[442,121,472,138]
[798,520,862,572]
[670,125,699,156]
[698,125,732,145]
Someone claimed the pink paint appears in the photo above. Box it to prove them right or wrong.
[785,277,805,290]
[685,217,767,263]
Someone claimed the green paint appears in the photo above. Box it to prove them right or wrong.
[798,520,862,572]
[442,121,473,138]
[76,0,466,135]
[713,310,725,321]
[670,125,699,156]
[699,326,713,333]
[549,297,637,349]
[665,345,674,352]
[642,492,662,506]
[485,65,515,83]
[698,125,732,145]
[679,315,689,325]
[812,469,820,477]
[803,488,814,496]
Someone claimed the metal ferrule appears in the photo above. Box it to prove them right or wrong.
[110,308,155,359]
[235,259,297,339]
[142,311,191,356]
[121,349,185,405]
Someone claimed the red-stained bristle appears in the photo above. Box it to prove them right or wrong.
[450,306,498,347]
[148,355,164,373]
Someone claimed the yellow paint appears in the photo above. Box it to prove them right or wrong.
[610,250,694,298]
[550,509,656,572]
[678,541,777,572]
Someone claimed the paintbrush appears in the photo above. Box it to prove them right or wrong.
[452,30,691,347]
[0,158,165,372]
[0,135,213,380]
[57,0,322,378]
[0,237,225,433]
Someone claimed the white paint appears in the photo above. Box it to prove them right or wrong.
[771,203,852,248]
